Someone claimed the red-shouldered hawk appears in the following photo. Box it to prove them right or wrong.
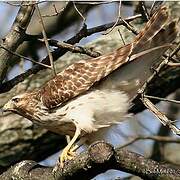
[3,6,178,167]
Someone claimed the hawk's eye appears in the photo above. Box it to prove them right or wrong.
[12,98,20,103]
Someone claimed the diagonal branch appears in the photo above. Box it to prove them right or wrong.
[35,4,57,76]
[0,1,35,82]
[137,42,180,135]
[0,45,51,69]
[141,97,180,135]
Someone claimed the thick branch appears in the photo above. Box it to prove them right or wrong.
[0,123,66,167]
[1,142,179,180]
[0,1,35,82]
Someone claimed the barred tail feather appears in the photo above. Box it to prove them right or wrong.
[132,6,169,54]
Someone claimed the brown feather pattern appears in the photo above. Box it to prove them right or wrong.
[40,44,132,108]
[39,6,176,109]
[132,6,168,54]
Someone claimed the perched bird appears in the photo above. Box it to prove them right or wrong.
[2,6,178,167]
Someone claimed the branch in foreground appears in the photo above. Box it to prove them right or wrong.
[1,142,180,180]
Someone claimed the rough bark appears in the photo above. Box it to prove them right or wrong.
[0,1,35,82]
[0,142,179,180]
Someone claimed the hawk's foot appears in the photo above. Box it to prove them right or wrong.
[60,127,81,167]
[60,146,77,167]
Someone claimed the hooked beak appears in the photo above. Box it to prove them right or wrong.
[1,101,14,114]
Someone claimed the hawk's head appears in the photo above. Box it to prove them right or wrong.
[2,91,41,120]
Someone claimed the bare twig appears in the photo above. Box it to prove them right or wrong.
[121,19,138,35]
[0,45,51,69]
[118,29,126,45]
[144,95,180,104]
[26,36,101,57]
[169,42,180,58]
[48,40,101,57]
[141,97,180,135]
[139,1,149,21]
[42,2,69,17]
[120,135,180,149]
[167,62,180,67]
[36,4,57,76]
[73,1,86,22]
[103,0,121,35]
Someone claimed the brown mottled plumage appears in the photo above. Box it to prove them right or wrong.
[40,43,132,109]
[3,6,178,167]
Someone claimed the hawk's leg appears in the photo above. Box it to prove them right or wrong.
[69,136,87,153]
[60,126,81,167]
[66,135,71,144]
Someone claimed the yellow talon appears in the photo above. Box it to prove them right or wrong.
[60,127,81,167]
[60,147,77,167]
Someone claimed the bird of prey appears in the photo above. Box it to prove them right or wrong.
[3,6,178,167]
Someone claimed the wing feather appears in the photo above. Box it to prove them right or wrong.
[132,6,168,54]
[40,44,132,108]
[39,6,177,109]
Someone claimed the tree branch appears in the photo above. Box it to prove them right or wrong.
[1,142,180,180]
[35,3,57,76]
[0,1,35,82]
[120,135,180,149]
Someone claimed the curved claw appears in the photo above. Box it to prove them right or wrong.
[60,127,81,167]
[60,147,77,167]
